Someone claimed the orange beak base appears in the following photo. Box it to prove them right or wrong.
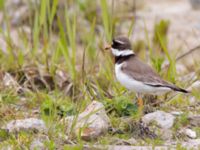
[104,44,111,50]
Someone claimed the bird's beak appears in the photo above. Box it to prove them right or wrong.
[104,44,111,50]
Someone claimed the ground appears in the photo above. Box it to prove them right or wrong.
[0,0,200,149]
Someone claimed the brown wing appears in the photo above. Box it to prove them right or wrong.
[121,56,188,93]
[121,56,168,84]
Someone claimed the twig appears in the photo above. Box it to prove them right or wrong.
[176,45,200,62]
[162,45,200,70]
[81,47,86,84]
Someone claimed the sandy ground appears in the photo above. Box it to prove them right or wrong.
[133,0,200,50]
[129,0,200,67]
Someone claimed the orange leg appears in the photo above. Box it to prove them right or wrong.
[137,96,144,115]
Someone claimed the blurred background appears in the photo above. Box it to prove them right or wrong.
[0,0,199,72]
[0,0,200,149]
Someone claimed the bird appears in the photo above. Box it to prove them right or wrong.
[105,36,188,112]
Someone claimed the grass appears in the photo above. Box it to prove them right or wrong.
[0,0,199,149]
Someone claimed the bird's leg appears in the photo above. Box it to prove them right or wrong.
[136,93,144,114]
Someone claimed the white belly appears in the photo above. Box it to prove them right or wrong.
[115,63,171,95]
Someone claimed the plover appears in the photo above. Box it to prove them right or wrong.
[105,36,188,111]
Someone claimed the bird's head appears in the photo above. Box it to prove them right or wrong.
[105,36,134,57]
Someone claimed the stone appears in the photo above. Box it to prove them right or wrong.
[3,118,47,133]
[188,115,200,126]
[183,128,197,139]
[182,139,200,149]
[170,111,183,116]
[187,80,200,91]
[176,64,187,74]
[109,137,137,145]
[190,0,200,9]
[160,129,173,140]
[83,145,171,150]
[65,101,110,141]
[142,111,175,129]
[110,137,131,145]
[189,96,197,105]
[81,140,200,149]
[30,135,49,150]
[2,72,22,92]
[126,138,137,145]
[30,139,45,150]
[11,6,29,26]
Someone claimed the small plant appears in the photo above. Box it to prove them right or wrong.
[173,113,189,132]
[151,20,176,82]
[176,143,187,150]
[153,20,170,51]
[0,89,19,105]
[63,144,83,150]
[0,129,9,141]
[104,96,138,117]
[44,140,56,150]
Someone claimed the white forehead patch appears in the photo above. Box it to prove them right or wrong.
[114,40,125,44]
[111,48,134,57]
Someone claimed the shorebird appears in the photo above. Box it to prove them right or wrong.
[105,36,188,111]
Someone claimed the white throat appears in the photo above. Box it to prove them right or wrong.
[111,48,134,57]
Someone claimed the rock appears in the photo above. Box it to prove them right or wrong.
[190,0,200,9]
[65,101,110,141]
[2,72,22,92]
[182,128,197,139]
[109,137,137,145]
[5,0,38,26]
[55,70,68,88]
[82,140,200,149]
[30,135,49,150]
[142,111,175,129]
[142,111,175,140]
[126,138,137,145]
[187,80,200,91]
[160,129,173,140]
[11,6,29,25]
[189,96,197,105]
[146,126,172,140]
[165,140,177,147]
[170,111,183,116]
[188,115,200,126]
[110,137,131,145]
[3,118,47,133]
[176,64,187,74]
[30,139,45,150]
[83,145,170,150]
[182,139,200,149]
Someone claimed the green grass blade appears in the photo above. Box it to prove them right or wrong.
[157,32,176,82]
[40,0,48,26]
[100,0,112,41]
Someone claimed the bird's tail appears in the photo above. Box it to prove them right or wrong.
[145,83,190,93]
[168,85,189,93]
